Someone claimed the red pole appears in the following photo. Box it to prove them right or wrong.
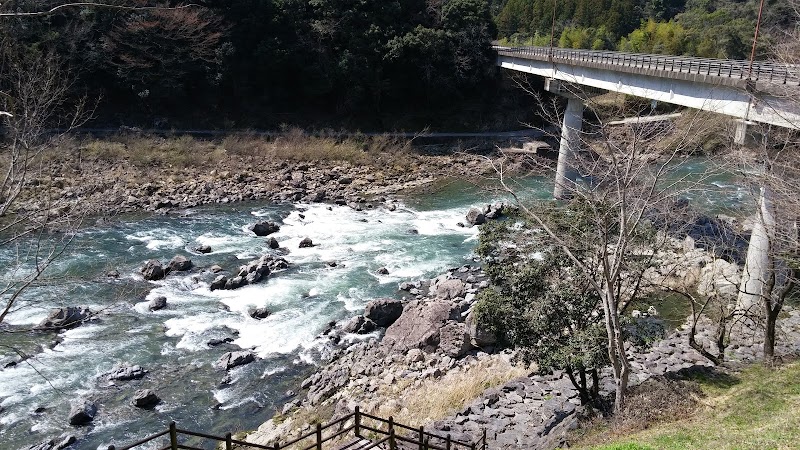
[747,0,766,79]
[549,0,558,55]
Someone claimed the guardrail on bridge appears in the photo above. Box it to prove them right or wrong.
[494,46,799,86]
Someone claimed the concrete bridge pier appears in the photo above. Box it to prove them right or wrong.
[737,180,776,313]
[553,96,584,200]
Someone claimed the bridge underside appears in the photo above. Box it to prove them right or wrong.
[499,55,800,130]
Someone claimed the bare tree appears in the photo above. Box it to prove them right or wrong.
[484,82,720,413]
[0,46,91,326]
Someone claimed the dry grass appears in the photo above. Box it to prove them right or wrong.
[370,355,529,427]
[70,129,414,169]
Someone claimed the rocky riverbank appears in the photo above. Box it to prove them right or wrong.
[10,136,518,224]
[245,231,800,450]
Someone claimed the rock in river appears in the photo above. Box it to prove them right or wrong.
[132,389,161,409]
[248,306,271,320]
[36,307,91,331]
[465,208,486,226]
[105,364,148,381]
[148,296,167,311]
[214,351,256,370]
[67,401,97,426]
[168,255,193,272]
[247,221,280,236]
[140,259,165,280]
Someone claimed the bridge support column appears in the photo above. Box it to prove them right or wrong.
[554,97,584,199]
[737,184,775,312]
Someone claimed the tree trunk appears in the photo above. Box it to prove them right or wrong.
[764,306,778,365]
[601,289,629,414]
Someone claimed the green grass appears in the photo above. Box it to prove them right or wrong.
[578,362,800,450]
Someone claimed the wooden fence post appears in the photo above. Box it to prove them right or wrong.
[482,429,487,450]
[446,434,451,450]
[388,417,396,450]
[316,423,322,450]
[355,406,361,438]
[418,426,424,450]
[225,432,233,450]
[169,422,178,450]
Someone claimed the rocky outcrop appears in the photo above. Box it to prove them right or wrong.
[247,221,280,237]
[105,364,148,381]
[299,237,314,248]
[267,237,280,249]
[36,307,91,331]
[382,300,460,353]
[214,351,256,370]
[168,255,193,272]
[148,296,167,311]
[363,298,403,327]
[67,401,97,426]
[132,389,161,409]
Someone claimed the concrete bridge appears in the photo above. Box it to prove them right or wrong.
[496,46,799,129]
[496,45,800,317]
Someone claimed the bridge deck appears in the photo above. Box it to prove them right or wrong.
[495,46,799,87]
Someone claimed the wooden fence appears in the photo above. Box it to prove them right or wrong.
[110,407,487,450]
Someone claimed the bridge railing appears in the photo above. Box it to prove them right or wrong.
[494,46,799,85]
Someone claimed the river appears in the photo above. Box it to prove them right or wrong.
[0,162,748,450]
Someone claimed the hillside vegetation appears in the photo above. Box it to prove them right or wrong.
[575,361,800,450]
[497,0,792,59]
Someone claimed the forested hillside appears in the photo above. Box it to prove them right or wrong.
[0,0,500,129]
[496,0,794,59]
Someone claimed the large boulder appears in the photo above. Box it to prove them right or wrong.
[67,401,97,426]
[132,389,161,409]
[140,259,165,281]
[214,351,255,370]
[247,221,280,237]
[106,364,148,381]
[364,298,404,327]
[465,208,486,226]
[438,321,472,358]
[36,307,91,331]
[382,300,460,353]
[465,310,497,348]
[432,279,466,300]
[148,296,167,311]
[299,237,314,248]
[267,237,280,249]
[168,255,193,272]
